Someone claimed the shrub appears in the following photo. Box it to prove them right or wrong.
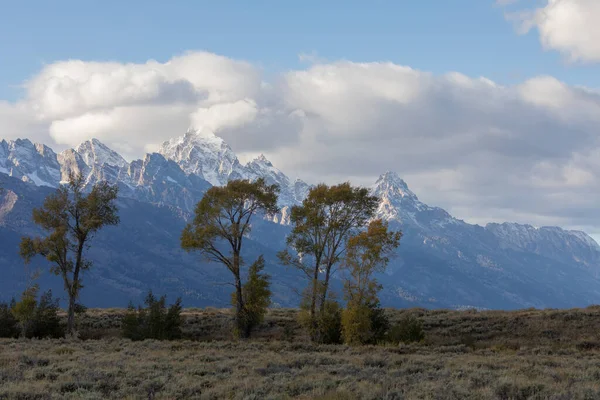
[27,290,63,339]
[341,304,372,345]
[11,286,63,339]
[232,255,271,338]
[342,303,389,345]
[0,300,19,338]
[11,285,38,336]
[387,314,425,344]
[122,291,183,341]
[297,284,343,344]
[369,305,390,342]
[317,300,343,344]
[121,302,146,341]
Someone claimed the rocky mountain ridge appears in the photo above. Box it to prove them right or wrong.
[1,130,600,309]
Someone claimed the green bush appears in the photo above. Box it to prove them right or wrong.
[122,291,183,341]
[341,304,372,345]
[26,290,64,339]
[10,287,63,339]
[0,300,20,338]
[387,314,425,344]
[317,300,343,344]
[297,284,343,344]
[369,305,390,343]
[232,255,272,338]
[342,303,390,345]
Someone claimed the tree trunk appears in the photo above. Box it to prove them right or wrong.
[67,241,84,336]
[309,264,320,342]
[319,264,333,314]
[234,274,248,338]
[67,293,76,336]
[233,252,248,338]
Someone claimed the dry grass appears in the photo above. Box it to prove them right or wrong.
[2,306,600,399]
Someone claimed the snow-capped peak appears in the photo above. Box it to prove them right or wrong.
[158,128,241,186]
[0,138,61,187]
[369,171,445,226]
[75,138,128,168]
[252,154,272,166]
[372,171,418,201]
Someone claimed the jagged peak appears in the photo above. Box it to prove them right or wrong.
[255,153,269,163]
[5,138,34,151]
[74,138,128,168]
[248,154,274,168]
[2,138,57,158]
[161,128,230,152]
[11,138,34,146]
[372,171,418,200]
[376,171,408,186]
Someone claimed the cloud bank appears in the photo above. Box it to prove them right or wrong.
[1,51,600,234]
[506,0,600,62]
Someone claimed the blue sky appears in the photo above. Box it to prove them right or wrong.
[0,0,598,101]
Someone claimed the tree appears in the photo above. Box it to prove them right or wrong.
[181,178,279,338]
[233,255,272,337]
[122,291,183,341]
[20,173,119,335]
[278,182,379,342]
[341,219,401,345]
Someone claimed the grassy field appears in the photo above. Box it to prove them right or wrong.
[2,307,600,399]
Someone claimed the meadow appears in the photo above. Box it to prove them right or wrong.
[2,307,600,399]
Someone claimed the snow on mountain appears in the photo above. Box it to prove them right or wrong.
[57,149,89,183]
[485,222,600,268]
[244,154,310,207]
[3,131,600,309]
[159,129,310,209]
[371,171,455,229]
[158,128,242,186]
[0,139,61,187]
[75,138,128,168]
[2,132,599,265]
[57,138,130,186]
[125,152,211,211]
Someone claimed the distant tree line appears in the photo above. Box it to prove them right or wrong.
[0,173,424,345]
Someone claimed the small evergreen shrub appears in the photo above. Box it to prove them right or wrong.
[122,291,183,341]
[0,300,20,338]
[387,314,425,344]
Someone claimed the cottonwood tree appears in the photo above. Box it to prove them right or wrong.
[278,182,379,342]
[341,219,401,345]
[20,174,119,335]
[181,178,279,338]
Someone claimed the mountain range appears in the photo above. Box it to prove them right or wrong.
[1,129,600,310]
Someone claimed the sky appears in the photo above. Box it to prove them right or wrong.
[2,0,600,238]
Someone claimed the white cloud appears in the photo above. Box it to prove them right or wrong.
[190,99,258,132]
[506,0,600,62]
[0,101,48,144]
[1,51,600,233]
